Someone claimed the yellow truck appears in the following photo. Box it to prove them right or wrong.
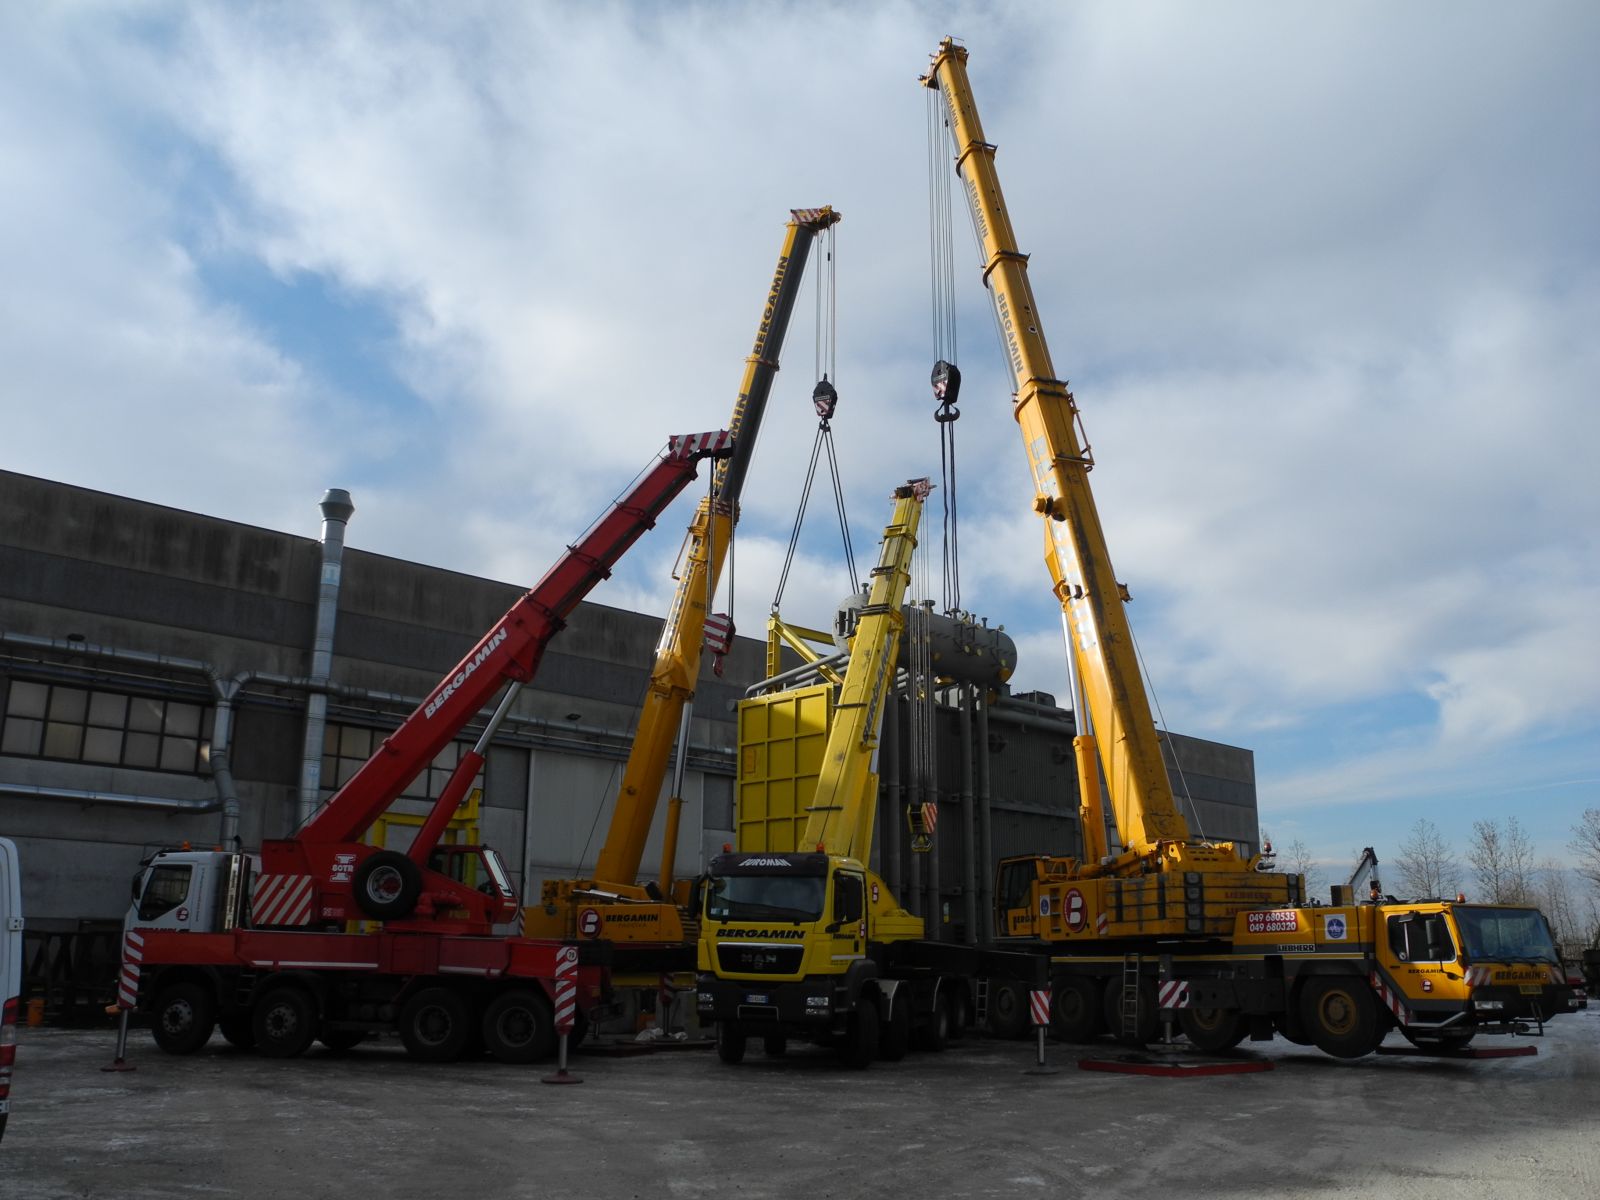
[695,481,1040,1066]
[923,37,1575,1059]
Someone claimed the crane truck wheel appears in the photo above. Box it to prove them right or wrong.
[1179,1007,1247,1053]
[150,981,217,1055]
[987,981,1029,1039]
[1300,977,1382,1059]
[253,985,319,1058]
[399,987,472,1062]
[1050,977,1105,1043]
[1102,978,1159,1045]
[879,994,912,1062]
[318,1029,368,1052]
[481,989,556,1064]
[352,850,423,920]
[715,1020,747,1065]
[841,994,880,1069]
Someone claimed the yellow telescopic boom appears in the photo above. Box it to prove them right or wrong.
[922,41,1188,858]
[592,207,842,889]
[799,479,930,863]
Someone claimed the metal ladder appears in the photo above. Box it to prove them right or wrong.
[1121,954,1142,1038]
[975,977,990,1032]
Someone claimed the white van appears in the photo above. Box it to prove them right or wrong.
[0,837,21,1144]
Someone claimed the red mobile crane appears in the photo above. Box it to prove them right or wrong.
[125,431,733,1064]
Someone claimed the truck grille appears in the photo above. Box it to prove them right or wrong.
[716,944,804,975]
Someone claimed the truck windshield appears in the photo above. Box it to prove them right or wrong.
[706,874,825,922]
[1453,907,1560,964]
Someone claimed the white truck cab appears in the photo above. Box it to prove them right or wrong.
[1,837,23,1143]
[125,849,253,937]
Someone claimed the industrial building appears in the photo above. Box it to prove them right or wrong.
[0,467,1260,1012]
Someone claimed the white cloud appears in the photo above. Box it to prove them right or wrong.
[1,1,1596,855]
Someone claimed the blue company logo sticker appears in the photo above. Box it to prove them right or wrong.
[1324,914,1348,941]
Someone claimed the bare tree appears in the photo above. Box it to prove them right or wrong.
[1571,809,1600,892]
[1392,818,1459,899]
[1534,860,1581,958]
[1284,838,1324,900]
[1467,817,1536,903]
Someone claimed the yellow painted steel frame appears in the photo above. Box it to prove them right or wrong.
[925,40,1190,861]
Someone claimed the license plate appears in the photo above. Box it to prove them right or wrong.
[745,993,769,1004]
[1519,984,1542,995]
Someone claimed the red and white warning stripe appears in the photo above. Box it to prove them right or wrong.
[1095,912,1110,936]
[117,929,145,1009]
[553,945,579,1034]
[1464,965,1492,988]
[252,874,315,927]
[1158,980,1191,1010]
[1369,970,1409,1025]
[1029,989,1051,1027]
[922,803,939,835]
[670,430,735,458]
[703,612,735,654]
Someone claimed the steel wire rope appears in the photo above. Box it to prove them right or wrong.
[928,83,963,615]
[1125,620,1206,841]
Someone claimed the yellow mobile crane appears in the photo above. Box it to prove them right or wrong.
[696,481,1038,1067]
[923,39,1575,1057]
[525,209,840,973]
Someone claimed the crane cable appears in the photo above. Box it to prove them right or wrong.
[928,83,962,615]
[773,223,858,608]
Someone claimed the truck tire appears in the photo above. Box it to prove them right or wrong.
[218,1013,256,1051]
[1179,1007,1247,1053]
[1300,976,1382,1059]
[399,987,472,1062]
[253,986,318,1058]
[151,981,216,1055]
[481,989,555,1064]
[841,996,880,1069]
[715,1020,746,1065]
[352,850,422,920]
[1102,978,1159,1045]
[987,981,1029,1039]
[318,1029,368,1052]
[880,993,911,1062]
[1050,977,1105,1043]
[946,987,969,1041]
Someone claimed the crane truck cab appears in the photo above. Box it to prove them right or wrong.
[1,837,22,1143]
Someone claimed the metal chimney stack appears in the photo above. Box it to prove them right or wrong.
[298,488,354,826]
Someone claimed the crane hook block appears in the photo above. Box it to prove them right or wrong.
[813,377,838,422]
[931,359,962,420]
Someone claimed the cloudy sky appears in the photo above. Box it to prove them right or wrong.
[3,1,1596,878]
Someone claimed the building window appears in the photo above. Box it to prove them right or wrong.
[321,721,482,802]
[1,679,212,774]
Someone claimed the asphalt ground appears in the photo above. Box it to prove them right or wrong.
[3,1010,1596,1200]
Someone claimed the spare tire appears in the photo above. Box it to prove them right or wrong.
[352,850,422,920]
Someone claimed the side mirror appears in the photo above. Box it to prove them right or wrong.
[688,876,704,916]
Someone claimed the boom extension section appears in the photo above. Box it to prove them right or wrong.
[924,39,1192,872]
[534,208,841,948]
[262,430,735,933]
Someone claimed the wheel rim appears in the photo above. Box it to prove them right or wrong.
[265,1003,300,1040]
[1190,1008,1228,1034]
[1317,989,1357,1035]
[415,1004,454,1047]
[366,866,403,904]
[163,999,194,1035]
[494,1007,535,1048]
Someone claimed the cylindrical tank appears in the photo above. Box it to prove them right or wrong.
[833,595,1016,688]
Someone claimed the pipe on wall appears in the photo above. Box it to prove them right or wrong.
[298,488,354,826]
[959,683,977,946]
[976,695,995,943]
[0,782,219,813]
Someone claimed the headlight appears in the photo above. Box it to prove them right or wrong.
[1475,999,1504,1011]
[806,996,829,1007]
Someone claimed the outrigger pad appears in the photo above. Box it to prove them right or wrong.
[1376,1044,1537,1059]
[1078,1054,1274,1078]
